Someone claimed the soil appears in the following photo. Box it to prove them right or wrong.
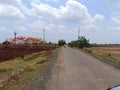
[0,45,56,62]
[23,48,59,90]
[0,48,59,90]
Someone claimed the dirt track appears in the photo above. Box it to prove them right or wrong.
[46,47,120,90]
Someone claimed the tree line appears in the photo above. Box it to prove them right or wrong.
[58,36,91,49]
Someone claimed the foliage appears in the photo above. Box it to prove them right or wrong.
[68,36,91,49]
[2,41,11,44]
[6,36,43,45]
[58,39,66,46]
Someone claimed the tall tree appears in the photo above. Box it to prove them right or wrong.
[58,39,66,46]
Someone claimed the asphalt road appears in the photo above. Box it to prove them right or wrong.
[46,46,120,90]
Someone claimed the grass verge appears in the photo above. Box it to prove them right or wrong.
[83,47,120,69]
[0,51,49,90]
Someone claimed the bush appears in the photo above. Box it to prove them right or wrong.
[58,39,66,46]
[68,36,91,49]
[2,41,11,44]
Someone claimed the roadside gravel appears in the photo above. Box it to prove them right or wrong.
[24,48,59,90]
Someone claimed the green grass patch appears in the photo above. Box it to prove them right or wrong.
[6,56,48,90]
[0,66,13,72]
[14,58,24,62]
[0,51,48,90]
[24,51,46,61]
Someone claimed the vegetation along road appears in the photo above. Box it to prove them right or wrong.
[46,46,120,90]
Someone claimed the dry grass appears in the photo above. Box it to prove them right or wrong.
[84,46,120,63]
[0,51,47,88]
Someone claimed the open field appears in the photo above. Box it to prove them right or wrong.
[0,44,57,89]
[0,45,56,62]
[84,45,120,65]
[0,50,51,90]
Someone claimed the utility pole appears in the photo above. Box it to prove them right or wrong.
[43,27,45,42]
[78,27,80,40]
[14,31,17,44]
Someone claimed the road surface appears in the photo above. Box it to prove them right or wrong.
[46,47,120,90]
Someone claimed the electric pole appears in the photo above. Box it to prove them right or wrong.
[43,27,45,42]
[14,31,17,44]
[78,27,80,40]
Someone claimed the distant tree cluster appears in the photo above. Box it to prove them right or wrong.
[58,39,66,46]
[68,36,91,49]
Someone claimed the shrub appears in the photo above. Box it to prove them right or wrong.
[68,36,91,49]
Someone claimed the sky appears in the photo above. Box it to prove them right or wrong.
[0,0,120,44]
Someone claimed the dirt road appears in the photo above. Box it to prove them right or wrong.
[46,47,120,90]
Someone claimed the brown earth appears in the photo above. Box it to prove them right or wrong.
[0,45,56,62]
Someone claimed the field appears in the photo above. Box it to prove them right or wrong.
[0,46,54,89]
[0,44,57,89]
[0,45,56,62]
[84,45,120,65]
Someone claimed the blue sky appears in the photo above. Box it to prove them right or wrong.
[0,0,120,44]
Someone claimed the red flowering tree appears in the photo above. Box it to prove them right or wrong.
[6,36,43,45]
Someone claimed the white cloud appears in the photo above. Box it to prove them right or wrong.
[0,27,9,31]
[109,12,120,30]
[17,26,27,32]
[45,0,58,2]
[30,0,92,23]
[58,0,92,23]
[108,0,120,4]
[25,20,55,33]
[53,0,58,2]
[111,13,120,24]
[30,0,40,4]
[110,27,120,30]
[30,3,57,20]
[0,0,22,5]
[1,0,116,43]
[0,27,13,36]
[25,0,104,32]
[0,4,25,20]
[57,25,68,33]
[108,0,120,8]
[27,21,46,30]
[111,18,120,24]
[94,14,104,22]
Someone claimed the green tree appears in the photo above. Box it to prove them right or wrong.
[68,36,90,49]
[2,41,11,44]
[58,39,66,46]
